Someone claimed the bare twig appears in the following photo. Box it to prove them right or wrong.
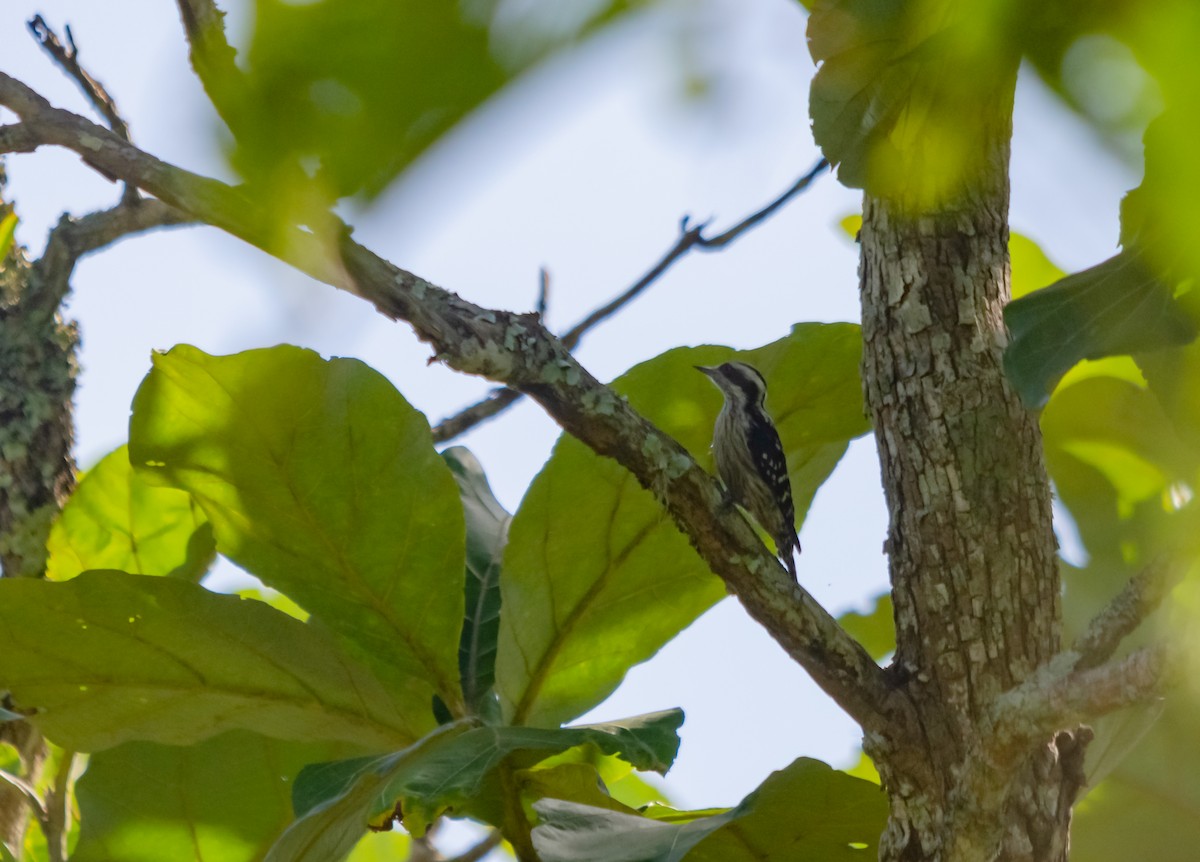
[0,71,899,734]
[27,16,131,142]
[1072,557,1182,672]
[27,15,139,204]
[535,267,549,319]
[693,158,829,249]
[430,159,830,443]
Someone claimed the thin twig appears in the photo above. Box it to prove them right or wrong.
[27,15,138,204]
[536,267,549,319]
[27,16,131,142]
[430,159,830,443]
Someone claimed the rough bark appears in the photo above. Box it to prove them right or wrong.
[0,170,78,856]
[857,79,1079,861]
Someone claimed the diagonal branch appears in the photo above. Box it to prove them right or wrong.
[431,160,829,443]
[0,71,902,735]
[1071,556,1183,672]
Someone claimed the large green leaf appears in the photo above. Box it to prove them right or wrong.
[222,0,647,200]
[442,447,509,713]
[73,732,353,862]
[269,710,683,862]
[128,344,465,718]
[496,324,867,727]
[46,445,214,581]
[532,757,887,862]
[1004,252,1197,408]
[0,572,418,750]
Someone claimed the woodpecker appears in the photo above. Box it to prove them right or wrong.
[697,361,800,581]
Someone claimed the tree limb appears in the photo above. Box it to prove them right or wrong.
[0,71,902,734]
[1071,557,1183,672]
[431,160,829,443]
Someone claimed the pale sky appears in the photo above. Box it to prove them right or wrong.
[4,0,1136,827]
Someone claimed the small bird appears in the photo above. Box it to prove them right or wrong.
[697,361,800,581]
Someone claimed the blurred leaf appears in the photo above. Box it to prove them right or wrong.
[1073,693,1200,862]
[1004,251,1197,408]
[73,732,353,862]
[224,0,647,200]
[46,445,214,582]
[0,211,16,259]
[496,324,867,728]
[1010,232,1066,301]
[1139,332,1200,454]
[838,592,894,661]
[442,447,510,713]
[128,344,464,719]
[808,0,1018,202]
[272,710,682,862]
[533,757,887,862]
[0,571,416,751]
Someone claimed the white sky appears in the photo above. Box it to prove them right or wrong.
[3,0,1137,826]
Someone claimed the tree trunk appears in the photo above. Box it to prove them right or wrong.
[0,172,78,854]
[857,79,1085,861]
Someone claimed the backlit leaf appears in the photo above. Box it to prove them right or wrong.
[128,344,464,720]
[0,571,417,751]
[46,445,214,582]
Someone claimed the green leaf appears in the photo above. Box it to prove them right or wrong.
[838,592,894,661]
[442,447,509,713]
[517,762,638,815]
[808,0,1017,203]
[128,344,465,718]
[1004,251,1198,408]
[497,323,867,727]
[533,757,887,862]
[73,732,354,862]
[46,445,215,581]
[271,710,683,862]
[0,211,16,259]
[533,800,741,862]
[0,571,418,751]
[225,0,647,200]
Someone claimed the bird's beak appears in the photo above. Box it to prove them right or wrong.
[695,365,717,377]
